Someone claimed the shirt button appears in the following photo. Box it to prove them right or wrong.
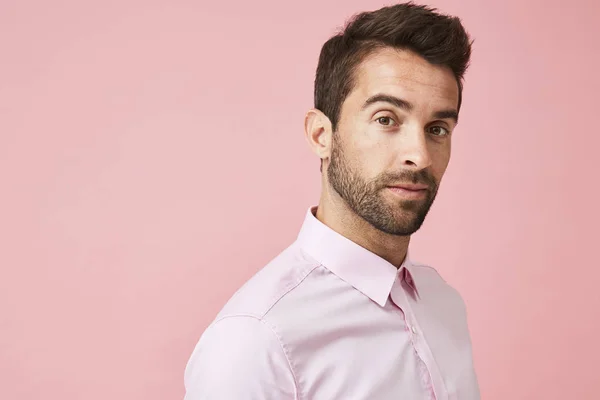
[411,325,417,334]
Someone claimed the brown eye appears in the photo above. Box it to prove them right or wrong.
[377,116,394,126]
[428,126,450,137]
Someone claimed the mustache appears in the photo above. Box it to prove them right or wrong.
[378,170,437,189]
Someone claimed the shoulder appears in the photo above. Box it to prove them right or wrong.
[184,244,321,399]
[184,315,297,399]
[216,243,320,320]
[410,262,469,314]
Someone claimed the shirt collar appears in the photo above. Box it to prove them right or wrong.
[296,206,417,307]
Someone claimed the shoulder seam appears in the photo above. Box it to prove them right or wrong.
[260,318,301,400]
[210,314,300,399]
[260,262,320,318]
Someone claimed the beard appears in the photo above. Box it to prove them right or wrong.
[327,134,439,236]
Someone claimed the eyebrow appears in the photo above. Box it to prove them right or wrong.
[361,93,459,123]
[362,94,413,112]
[434,109,459,123]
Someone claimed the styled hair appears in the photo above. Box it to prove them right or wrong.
[314,2,473,132]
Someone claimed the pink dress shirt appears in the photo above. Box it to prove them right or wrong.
[184,207,479,399]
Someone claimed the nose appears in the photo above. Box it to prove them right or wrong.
[399,126,432,170]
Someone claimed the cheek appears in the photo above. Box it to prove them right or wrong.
[340,133,386,175]
[431,145,451,181]
[353,142,392,179]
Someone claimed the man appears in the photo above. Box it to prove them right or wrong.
[184,3,479,399]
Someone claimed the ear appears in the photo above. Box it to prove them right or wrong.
[304,108,333,164]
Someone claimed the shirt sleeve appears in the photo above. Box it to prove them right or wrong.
[183,315,297,400]
[456,295,481,399]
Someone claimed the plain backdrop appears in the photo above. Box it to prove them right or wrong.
[1,0,599,399]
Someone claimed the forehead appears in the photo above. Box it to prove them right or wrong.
[351,47,459,108]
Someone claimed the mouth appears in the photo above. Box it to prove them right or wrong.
[386,184,428,199]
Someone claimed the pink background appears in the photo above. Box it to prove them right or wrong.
[1,0,599,398]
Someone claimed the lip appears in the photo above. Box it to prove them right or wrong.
[386,184,428,199]
[388,183,429,191]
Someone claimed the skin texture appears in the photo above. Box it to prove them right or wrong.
[304,47,460,268]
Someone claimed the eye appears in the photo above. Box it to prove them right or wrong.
[376,116,396,126]
[428,125,450,137]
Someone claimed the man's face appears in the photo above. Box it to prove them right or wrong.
[327,47,459,236]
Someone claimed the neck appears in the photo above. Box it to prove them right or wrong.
[315,186,410,268]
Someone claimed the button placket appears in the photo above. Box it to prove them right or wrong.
[392,273,448,400]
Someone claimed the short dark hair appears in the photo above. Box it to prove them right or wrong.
[314,2,473,133]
